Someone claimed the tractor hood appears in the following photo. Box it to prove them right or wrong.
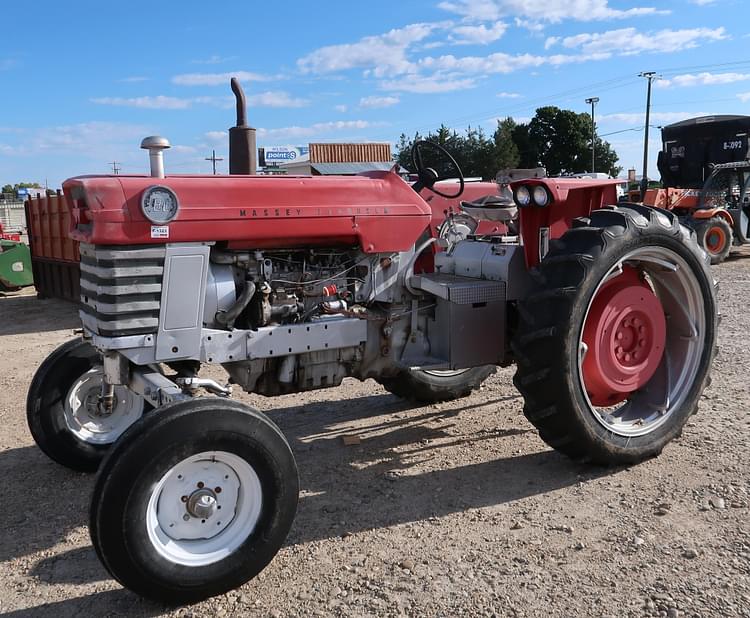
[62,170,432,253]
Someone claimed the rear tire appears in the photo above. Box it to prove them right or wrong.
[693,216,732,264]
[379,366,495,403]
[513,205,717,465]
[90,398,298,604]
[27,338,145,472]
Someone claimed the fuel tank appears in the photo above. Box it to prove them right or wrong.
[62,170,432,253]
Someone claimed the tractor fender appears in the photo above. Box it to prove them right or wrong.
[691,208,733,225]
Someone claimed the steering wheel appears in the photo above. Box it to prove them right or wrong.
[411,140,465,199]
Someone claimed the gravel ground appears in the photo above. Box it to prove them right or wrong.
[0,250,749,618]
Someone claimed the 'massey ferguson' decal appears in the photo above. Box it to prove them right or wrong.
[239,206,392,217]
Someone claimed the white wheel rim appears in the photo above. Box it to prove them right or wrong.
[577,246,707,437]
[146,450,263,567]
[64,368,144,444]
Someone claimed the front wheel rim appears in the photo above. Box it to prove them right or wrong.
[146,450,263,567]
[64,368,144,444]
[705,226,727,254]
[578,246,707,438]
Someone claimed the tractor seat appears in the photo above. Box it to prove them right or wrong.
[459,194,518,223]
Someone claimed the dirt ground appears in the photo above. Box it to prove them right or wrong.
[0,251,749,618]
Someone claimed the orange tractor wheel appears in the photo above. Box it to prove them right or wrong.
[694,216,733,265]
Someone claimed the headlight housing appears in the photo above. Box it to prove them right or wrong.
[141,185,179,224]
[532,185,550,207]
[514,185,531,207]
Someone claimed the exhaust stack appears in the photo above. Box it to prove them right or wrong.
[140,136,171,178]
[229,78,257,175]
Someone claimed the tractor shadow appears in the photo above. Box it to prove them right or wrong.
[0,446,93,565]
[16,390,617,616]
[0,293,79,336]
[722,249,750,263]
[262,392,613,547]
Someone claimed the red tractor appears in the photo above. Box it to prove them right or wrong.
[27,80,717,603]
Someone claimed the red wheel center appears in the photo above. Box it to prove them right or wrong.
[582,268,667,407]
[706,226,725,253]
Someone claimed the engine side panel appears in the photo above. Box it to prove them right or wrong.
[63,171,431,253]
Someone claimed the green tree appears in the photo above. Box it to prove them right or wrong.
[2,182,43,194]
[493,117,520,172]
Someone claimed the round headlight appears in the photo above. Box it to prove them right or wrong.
[515,185,531,206]
[533,185,550,207]
[141,185,179,224]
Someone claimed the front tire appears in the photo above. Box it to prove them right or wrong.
[379,366,495,403]
[513,205,717,465]
[90,398,299,604]
[27,338,145,472]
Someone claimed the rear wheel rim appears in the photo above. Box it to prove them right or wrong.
[64,368,144,444]
[578,246,706,437]
[146,450,263,567]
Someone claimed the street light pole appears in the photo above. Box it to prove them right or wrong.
[585,97,599,173]
[639,71,658,198]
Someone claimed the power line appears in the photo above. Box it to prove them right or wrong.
[109,161,121,175]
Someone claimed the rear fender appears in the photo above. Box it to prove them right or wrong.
[691,207,733,223]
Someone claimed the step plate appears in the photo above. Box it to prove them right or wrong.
[412,274,506,305]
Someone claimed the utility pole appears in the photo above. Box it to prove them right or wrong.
[109,161,121,175]
[205,150,224,175]
[639,71,658,198]
[585,97,599,173]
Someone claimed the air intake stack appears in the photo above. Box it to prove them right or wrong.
[229,77,257,175]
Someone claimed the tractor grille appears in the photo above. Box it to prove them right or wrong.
[79,243,165,337]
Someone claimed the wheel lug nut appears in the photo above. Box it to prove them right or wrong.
[616,332,623,340]
[197,482,204,489]
[181,495,188,502]
[625,353,631,362]
[215,487,222,494]
[183,514,190,521]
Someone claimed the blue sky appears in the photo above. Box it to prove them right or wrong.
[1,0,748,187]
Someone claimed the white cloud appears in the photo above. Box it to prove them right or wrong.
[247,91,309,108]
[258,120,385,140]
[205,131,228,144]
[380,75,477,93]
[297,23,438,77]
[689,0,717,4]
[438,0,667,23]
[91,96,193,110]
[359,95,400,109]
[416,50,600,75]
[118,76,149,83]
[192,55,237,65]
[553,26,728,56]
[598,111,718,125]
[17,121,152,155]
[334,104,348,112]
[658,72,750,88]
[544,36,560,49]
[172,71,277,86]
[450,21,507,44]
[92,91,307,110]
[497,91,521,98]
[738,92,750,102]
